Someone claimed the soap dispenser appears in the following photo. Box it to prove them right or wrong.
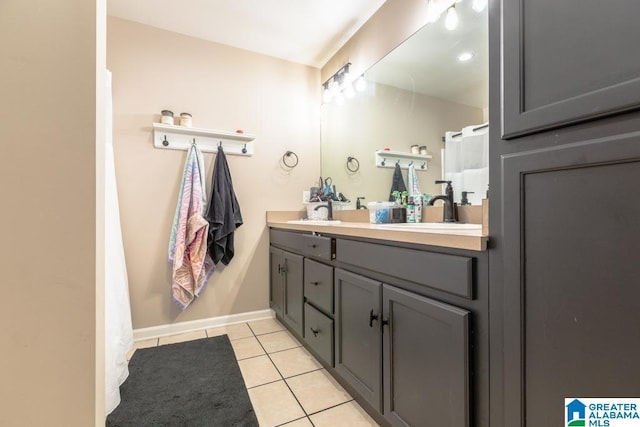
[356,197,367,209]
[460,191,474,206]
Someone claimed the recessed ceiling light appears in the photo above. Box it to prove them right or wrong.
[458,52,474,62]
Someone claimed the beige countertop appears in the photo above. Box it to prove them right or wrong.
[267,211,489,251]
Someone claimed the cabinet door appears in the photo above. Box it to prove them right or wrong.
[334,269,382,411]
[282,251,304,337]
[269,246,284,317]
[501,0,640,138]
[499,135,640,427]
[383,285,470,427]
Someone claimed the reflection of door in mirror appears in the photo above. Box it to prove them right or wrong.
[320,0,487,206]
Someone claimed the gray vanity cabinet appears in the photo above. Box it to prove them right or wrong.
[303,258,335,366]
[491,1,640,426]
[383,285,469,427]
[334,268,471,426]
[269,246,304,337]
[334,268,383,411]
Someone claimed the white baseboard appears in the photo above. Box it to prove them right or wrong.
[132,308,275,342]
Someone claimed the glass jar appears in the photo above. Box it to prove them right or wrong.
[179,112,192,127]
[160,110,174,125]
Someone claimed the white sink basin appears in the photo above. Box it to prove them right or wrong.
[286,220,342,226]
[376,222,482,231]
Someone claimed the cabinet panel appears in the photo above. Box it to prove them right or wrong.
[501,135,640,426]
[334,269,383,411]
[502,0,640,138]
[304,258,334,315]
[270,229,334,260]
[282,251,304,337]
[304,303,334,366]
[269,246,284,317]
[337,239,473,299]
[383,285,470,427]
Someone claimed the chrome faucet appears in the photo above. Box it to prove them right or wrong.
[427,180,457,222]
[313,199,333,220]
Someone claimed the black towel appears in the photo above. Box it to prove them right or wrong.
[206,147,243,265]
[388,163,407,201]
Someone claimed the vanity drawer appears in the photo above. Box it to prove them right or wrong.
[270,229,334,260]
[304,259,334,315]
[336,239,473,299]
[304,303,334,366]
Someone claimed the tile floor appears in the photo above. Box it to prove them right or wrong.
[128,318,379,427]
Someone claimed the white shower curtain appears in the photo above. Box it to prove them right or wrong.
[443,123,489,206]
[104,70,134,415]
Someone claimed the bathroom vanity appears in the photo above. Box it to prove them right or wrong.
[267,215,489,427]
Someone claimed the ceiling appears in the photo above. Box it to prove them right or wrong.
[107,0,387,68]
[366,0,488,109]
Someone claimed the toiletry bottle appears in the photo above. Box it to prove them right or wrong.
[406,196,416,223]
[414,194,422,223]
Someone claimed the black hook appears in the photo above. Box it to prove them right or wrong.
[191,138,196,146]
[408,161,413,166]
[242,144,247,154]
[218,140,223,147]
[381,158,386,166]
[162,135,169,147]
[421,162,426,169]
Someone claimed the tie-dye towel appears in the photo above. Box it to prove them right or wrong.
[168,144,214,310]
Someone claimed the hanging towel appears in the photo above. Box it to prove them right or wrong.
[206,146,243,265]
[388,162,407,201]
[168,144,214,310]
[407,163,421,197]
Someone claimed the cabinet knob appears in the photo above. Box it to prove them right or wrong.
[308,244,317,248]
[310,281,320,286]
[369,309,379,327]
[381,318,390,327]
[309,327,320,337]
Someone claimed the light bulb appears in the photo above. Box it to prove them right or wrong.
[322,85,332,104]
[457,52,474,62]
[445,6,458,30]
[472,0,487,12]
[354,75,367,92]
[343,82,355,99]
[331,78,342,97]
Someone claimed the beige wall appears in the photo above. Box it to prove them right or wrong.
[0,0,102,425]
[322,0,432,80]
[321,82,484,202]
[107,17,320,329]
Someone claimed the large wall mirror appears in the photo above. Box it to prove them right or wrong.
[321,1,488,207]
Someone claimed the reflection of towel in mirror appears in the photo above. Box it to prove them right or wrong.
[168,144,214,310]
[388,162,407,201]
[206,147,243,265]
[407,164,421,197]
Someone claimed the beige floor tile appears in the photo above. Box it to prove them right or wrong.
[279,417,314,426]
[205,323,253,340]
[230,336,266,360]
[257,330,301,353]
[310,401,379,427]
[126,338,158,360]
[247,380,306,427]
[286,369,352,415]
[269,346,322,378]
[157,330,207,346]
[237,355,282,388]
[247,318,285,335]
